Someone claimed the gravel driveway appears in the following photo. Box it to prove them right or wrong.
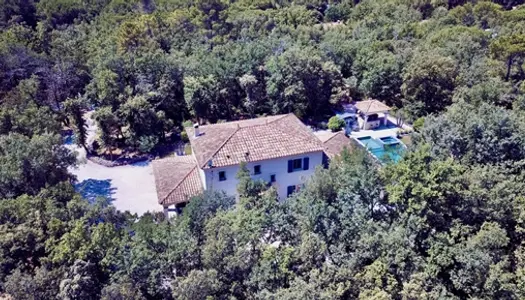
[67,112,161,216]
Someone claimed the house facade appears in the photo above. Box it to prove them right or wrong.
[198,152,323,200]
[152,114,353,217]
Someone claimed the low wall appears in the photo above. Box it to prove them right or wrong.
[86,154,151,167]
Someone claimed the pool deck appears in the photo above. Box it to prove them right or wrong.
[350,127,400,139]
[350,116,412,140]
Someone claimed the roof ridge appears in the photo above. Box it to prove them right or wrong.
[195,114,287,130]
[267,114,288,124]
[270,114,323,147]
[234,114,288,130]
[322,132,340,143]
[161,164,199,205]
[292,114,323,145]
[198,114,288,168]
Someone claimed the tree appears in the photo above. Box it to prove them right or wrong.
[265,46,345,120]
[101,281,144,300]
[118,95,161,150]
[183,75,220,122]
[4,267,62,300]
[490,34,525,82]
[327,116,345,132]
[402,52,457,118]
[415,101,525,165]
[64,96,88,152]
[358,50,404,108]
[172,269,220,300]
[58,260,101,300]
[239,72,267,117]
[92,106,119,157]
[0,133,76,198]
[0,0,37,28]
[3,0,525,298]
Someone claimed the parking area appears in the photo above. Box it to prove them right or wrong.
[67,112,161,216]
[71,150,161,216]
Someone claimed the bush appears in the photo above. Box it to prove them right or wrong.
[138,135,159,153]
[328,116,345,132]
[325,2,353,22]
[182,120,193,128]
[181,131,189,143]
[413,117,425,132]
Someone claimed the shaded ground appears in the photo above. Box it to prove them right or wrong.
[71,155,159,215]
[67,112,161,216]
[75,179,115,204]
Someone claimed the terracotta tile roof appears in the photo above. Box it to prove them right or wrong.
[355,99,391,114]
[152,155,203,206]
[186,114,324,169]
[316,131,338,143]
[320,131,355,158]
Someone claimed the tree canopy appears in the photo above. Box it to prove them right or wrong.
[2,0,525,299]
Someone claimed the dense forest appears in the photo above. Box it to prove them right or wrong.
[2,0,525,298]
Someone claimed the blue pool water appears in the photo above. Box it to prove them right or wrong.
[379,136,400,145]
[358,136,383,150]
[64,133,75,145]
[357,136,405,163]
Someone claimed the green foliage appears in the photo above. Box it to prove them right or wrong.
[180,130,189,142]
[327,116,345,132]
[402,52,457,118]
[0,0,519,153]
[58,259,101,299]
[64,96,88,151]
[415,101,525,165]
[490,34,525,81]
[266,46,345,119]
[172,269,220,299]
[2,0,525,298]
[0,133,76,198]
[324,2,353,22]
[412,117,424,132]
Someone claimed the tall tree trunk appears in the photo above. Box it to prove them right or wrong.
[505,56,513,82]
[517,57,525,80]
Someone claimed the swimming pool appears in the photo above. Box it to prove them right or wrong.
[356,136,405,163]
[357,136,383,150]
[379,136,400,145]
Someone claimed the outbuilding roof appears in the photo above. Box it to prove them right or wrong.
[355,100,391,115]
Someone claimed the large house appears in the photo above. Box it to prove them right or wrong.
[152,114,353,216]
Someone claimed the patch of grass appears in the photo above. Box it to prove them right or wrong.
[401,135,412,146]
[184,144,192,155]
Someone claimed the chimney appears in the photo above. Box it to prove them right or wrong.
[193,123,200,137]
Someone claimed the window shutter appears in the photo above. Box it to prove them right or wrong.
[303,157,309,170]
[287,185,295,196]
[288,160,293,173]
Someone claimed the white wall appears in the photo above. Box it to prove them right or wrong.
[202,151,324,200]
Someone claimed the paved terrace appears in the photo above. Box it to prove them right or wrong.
[350,115,412,139]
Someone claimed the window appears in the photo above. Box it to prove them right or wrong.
[270,174,276,183]
[292,159,302,170]
[288,157,309,173]
[254,165,261,175]
[287,185,296,197]
[219,171,226,181]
